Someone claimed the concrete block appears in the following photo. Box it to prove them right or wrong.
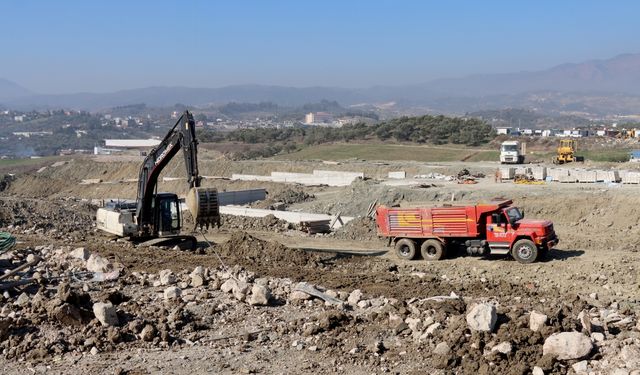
[530,166,547,181]
[595,170,620,183]
[548,168,570,181]
[313,170,364,178]
[388,171,406,179]
[558,175,578,183]
[218,189,266,206]
[499,167,515,180]
[515,167,531,175]
[622,171,640,184]
[575,170,597,183]
[219,206,354,228]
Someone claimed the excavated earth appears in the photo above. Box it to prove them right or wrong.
[0,155,639,374]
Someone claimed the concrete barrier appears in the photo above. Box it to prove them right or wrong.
[595,170,620,183]
[547,168,570,181]
[388,171,406,179]
[219,206,354,229]
[530,166,547,181]
[499,167,515,180]
[218,189,266,206]
[622,171,640,184]
[232,170,363,187]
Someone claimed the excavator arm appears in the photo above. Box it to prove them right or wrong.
[135,111,219,236]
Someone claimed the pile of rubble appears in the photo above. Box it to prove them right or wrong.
[0,236,639,373]
[330,217,381,242]
[219,214,292,233]
[0,197,95,241]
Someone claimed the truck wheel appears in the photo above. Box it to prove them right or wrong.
[512,239,538,264]
[395,238,417,260]
[421,239,445,261]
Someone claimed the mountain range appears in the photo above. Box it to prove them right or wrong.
[2,53,640,115]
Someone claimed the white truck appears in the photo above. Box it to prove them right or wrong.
[500,141,526,164]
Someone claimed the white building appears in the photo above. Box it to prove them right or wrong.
[496,127,512,135]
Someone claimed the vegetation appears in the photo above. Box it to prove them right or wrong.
[274,143,498,162]
[199,114,495,159]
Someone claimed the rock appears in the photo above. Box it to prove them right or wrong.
[86,254,110,273]
[591,332,605,342]
[159,269,176,285]
[466,303,497,332]
[247,285,271,306]
[233,281,250,302]
[572,360,588,374]
[357,300,371,309]
[289,290,311,301]
[93,302,119,326]
[14,292,29,307]
[529,310,548,332]
[620,345,640,369]
[220,279,237,293]
[70,247,90,261]
[405,317,422,332]
[612,369,630,375]
[348,289,363,305]
[532,366,544,375]
[578,310,592,334]
[542,332,593,360]
[190,274,205,287]
[90,346,98,355]
[589,292,598,300]
[140,324,156,342]
[53,303,83,326]
[164,286,182,301]
[433,342,450,355]
[425,322,441,336]
[491,341,512,355]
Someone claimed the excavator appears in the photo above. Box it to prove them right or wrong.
[96,111,220,249]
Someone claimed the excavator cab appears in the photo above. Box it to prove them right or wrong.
[153,193,181,236]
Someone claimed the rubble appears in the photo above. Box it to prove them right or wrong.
[93,302,119,326]
[466,303,497,332]
[542,332,593,360]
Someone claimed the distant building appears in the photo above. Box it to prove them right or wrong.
[304,113,315,124]
[14,115,25,122]
[104,139,161,148]
[305,112,334,125]
[631,150,640,162]
[496,127,512,135]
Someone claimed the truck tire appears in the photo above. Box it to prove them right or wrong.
[512,239,538,264]
[421,239,445,261]
[395,238,417,260]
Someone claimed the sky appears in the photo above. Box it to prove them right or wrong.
[2,0,640,94]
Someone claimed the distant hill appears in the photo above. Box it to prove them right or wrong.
[4,53,640,115]
[0,78,33,101]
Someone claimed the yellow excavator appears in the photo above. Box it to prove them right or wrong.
[553,139,584,164]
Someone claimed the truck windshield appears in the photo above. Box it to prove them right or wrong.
[501,144,518,152]
[505,207,523,223]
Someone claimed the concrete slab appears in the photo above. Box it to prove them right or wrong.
[219,206,354,229]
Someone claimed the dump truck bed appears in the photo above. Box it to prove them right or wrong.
[376,200,512,239]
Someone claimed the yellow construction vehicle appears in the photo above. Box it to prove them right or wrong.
[553,139,584,164]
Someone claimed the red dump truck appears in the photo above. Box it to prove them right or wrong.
[376,199,558,264]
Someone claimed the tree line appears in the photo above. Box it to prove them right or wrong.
[198,114,494,159]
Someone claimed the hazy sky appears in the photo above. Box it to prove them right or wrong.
[2,0,639,94]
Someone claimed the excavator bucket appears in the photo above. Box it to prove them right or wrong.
[186,187,220,229]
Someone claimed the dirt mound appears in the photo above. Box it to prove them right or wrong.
[252,188,315,210]
[214,232,324,277]
[0,197,95,239]
[331,217,382,242]
[220,214,292,232]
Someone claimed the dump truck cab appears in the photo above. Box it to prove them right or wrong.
[484,204,557,262]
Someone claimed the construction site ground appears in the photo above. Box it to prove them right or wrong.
[0,152,639,374]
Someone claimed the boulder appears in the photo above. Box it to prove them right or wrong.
[247,285,271,306]
[542,332,592,360]
[159,269,176,286]
[86,254,110,273]
[530,311,548,332]
[466,303,497,332]
[163,286,182,301]
[70,247,90,261]
[348,289,363,305]
[93,302,119,326]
